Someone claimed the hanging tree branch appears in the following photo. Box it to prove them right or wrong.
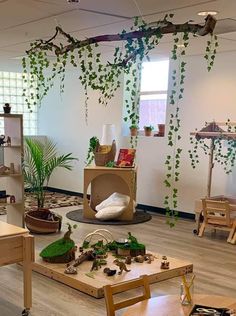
[23,13,218,227]
[27,15,216,56]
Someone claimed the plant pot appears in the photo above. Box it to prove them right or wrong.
[3,106,11,114]
[130,128,138,137]
[117,246,146,257]
[25,208,62,234]
[144,129,152,136]
[158,124,165,136]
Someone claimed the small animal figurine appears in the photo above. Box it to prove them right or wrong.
[64,265,78,275]
[103,267,117,276]
[160,255,170,269]
[113,259,131,275]
[90,259,102,271]
[144,253,156,264]
[125,256,132,265]
[134,255,145,263]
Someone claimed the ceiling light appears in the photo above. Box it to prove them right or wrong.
[197,11,218,16]
[67,0,80,3]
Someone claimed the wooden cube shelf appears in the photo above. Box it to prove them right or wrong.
[83,166,137,221]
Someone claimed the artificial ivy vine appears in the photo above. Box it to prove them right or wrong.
[21,13,217,225]
[163,32,190,227]
[204,34,219,72]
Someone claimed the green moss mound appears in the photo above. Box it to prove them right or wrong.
[40,238,75,258]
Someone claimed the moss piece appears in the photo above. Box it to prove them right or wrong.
[40,238,75,258]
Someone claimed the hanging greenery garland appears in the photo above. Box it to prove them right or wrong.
[22,14,217,225]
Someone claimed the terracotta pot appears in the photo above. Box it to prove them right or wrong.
[25,208,62,234]
[158,124,165,136]
[130,128,138,137]
[144,129,152,136]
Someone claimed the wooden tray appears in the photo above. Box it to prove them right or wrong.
[33,251,193,298]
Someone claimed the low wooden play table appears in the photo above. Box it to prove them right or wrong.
[33,251,193,298]
[0,222,34,314]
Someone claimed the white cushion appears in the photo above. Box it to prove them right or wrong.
[95,192,130,211]
[95,205,126,220]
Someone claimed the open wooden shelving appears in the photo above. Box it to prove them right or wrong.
[0,114,24,227]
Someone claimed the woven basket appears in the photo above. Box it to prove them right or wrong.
[94,140,116,166]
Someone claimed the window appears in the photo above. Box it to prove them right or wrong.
[0,71,37,135]
[139,60,169,131]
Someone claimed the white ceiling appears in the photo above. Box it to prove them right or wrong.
[1,0,236,63]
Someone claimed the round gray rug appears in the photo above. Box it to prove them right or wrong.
[66,209,152,225]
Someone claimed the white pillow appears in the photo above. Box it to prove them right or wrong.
[95,205,126,220]
[95,192,130,211]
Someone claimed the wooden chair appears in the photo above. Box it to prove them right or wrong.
[103,275,151,316]
[198,199,236,243]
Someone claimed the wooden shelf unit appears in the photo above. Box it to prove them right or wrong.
[83,166,137,221]
[0,114,24,227]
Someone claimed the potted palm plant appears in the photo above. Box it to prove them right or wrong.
[24,137,78,233]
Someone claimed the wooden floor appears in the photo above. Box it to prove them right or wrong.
[0,206,236,316]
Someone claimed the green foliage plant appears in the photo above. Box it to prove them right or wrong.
[130,124,139,129]
[23,137,78,208]
[86,136,99,165]
[144,125,154,131]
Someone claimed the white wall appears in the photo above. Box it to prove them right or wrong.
[38,51,236,214]
[38,69,124,193]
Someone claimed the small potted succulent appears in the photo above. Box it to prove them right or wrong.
[3,103,11,114]
[144,125,154,136]
[129,124,139,137]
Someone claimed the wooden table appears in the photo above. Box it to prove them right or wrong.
[122,294,236,316]
[0,222,34,314]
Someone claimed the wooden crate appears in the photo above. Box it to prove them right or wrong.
[33,251,193,298]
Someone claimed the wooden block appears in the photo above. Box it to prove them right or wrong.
[33,251,193,298]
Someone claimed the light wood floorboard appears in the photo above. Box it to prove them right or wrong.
[0,206,236,316]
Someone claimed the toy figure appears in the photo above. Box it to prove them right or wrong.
[90,259,102,271]
[125,256,132,264]
[103,267,117,276]
[160,255,170,269]
[113,259,131,275]
[144,253,155,264]
[134,255,145,263]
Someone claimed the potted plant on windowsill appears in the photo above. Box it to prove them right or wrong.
[129,124,139,137]
[144,125,154,136]
[3,103,11,114]
[23,137,78,234]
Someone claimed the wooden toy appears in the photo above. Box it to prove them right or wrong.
[113,259,131,275]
